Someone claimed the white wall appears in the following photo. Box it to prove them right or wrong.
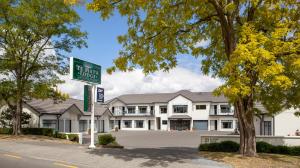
[117,116,154,131]
[275,109,300,136]
[154,103,168,131]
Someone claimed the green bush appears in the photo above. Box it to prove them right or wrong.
[22,128,54,136]
[271,145,291,155]
[98,134,116,145]
[218,141,240,152]
[0,128,12,134]
[56,133,67,139]
[67,134,79,142]
[256,141,273,153]
[290,146,300,156]
[198,141,300,156]
[198,141,239,153]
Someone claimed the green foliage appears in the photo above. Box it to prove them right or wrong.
[67,134,79,142]
[87,0,300,117]
[0,107,31,128]
[198,141,239,153]
[256,141,273,153]
[22,128,54,137]
[98,134,116,145]
[0,128,12,134]
[0,0,86,134]
[56,133,67,139]
[199,141,300,156]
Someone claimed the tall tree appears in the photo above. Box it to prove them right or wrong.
[0,0,86,135]
[87,0,300,156]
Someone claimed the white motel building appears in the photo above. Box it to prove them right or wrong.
[1,90,300,136]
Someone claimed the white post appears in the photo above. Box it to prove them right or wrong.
[89,85,96,148]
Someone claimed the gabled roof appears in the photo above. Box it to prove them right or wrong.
[106,90,227,105]
[25,98,110,116]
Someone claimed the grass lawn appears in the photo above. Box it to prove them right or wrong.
[199,151,300,168]
[0,134,76,144]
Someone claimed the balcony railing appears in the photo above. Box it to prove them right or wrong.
[113,110,155,116]
[209,109,234,116]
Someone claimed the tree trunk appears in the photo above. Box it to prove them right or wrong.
[12,95,22,135]
[235,97,257,156]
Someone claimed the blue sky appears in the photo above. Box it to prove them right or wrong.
[71,6,201,73]
[58,6,221,99]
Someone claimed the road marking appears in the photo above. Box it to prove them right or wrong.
[54,162,78,168]
[3,154,22,159]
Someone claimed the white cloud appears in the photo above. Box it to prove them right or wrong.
[58,67,223,101]
[194,39,210,48]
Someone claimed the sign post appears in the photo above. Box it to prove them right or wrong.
[70,57,102,149]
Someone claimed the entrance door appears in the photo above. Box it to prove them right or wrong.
[209,120,217,130]
[156,117,161,130]
[170,120,190,131]
[148,120,151,130]
[193,120,208,130]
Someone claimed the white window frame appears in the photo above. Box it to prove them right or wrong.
[221,120,233,129]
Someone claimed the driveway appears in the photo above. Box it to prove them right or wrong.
[109,130,229,148]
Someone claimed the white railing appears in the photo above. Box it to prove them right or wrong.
[209,109,234,116]
[113,110,154,116]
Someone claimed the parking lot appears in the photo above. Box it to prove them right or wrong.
[108,130,230,148]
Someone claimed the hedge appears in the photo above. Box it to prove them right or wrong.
[198,141,239,153]
[67,134,79,142]
[98,134,116,145]
[22,128,54,137]
[199,141,300,156]
[0,128,54,136]
[0,128,13,134]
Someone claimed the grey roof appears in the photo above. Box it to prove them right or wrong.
[168,115,192,119]
[106,90,227,104]
[25,98,111,116]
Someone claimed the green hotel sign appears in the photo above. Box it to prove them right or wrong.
[70,57,101,84]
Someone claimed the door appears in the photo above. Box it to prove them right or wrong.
[209,120,217,130]
[170,120,191,131]
[148,120,151,130]
[193,120,208,130]
[156,117,161,130]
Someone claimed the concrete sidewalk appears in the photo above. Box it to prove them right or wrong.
[0,140,231,168]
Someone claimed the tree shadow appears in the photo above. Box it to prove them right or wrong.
[87,147,220,167]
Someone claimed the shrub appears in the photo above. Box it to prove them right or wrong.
[22,128,54,136]
[56,133,67,139]
[98,134,116,145]
[218,141,239,152]
[290,146,300,156]
[256,141,273,153]
[0,128,12,134]
[67,134,79,142]
[199,141,239,153]
[271,145,291,155]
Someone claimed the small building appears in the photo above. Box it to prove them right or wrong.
[22,98,113,133]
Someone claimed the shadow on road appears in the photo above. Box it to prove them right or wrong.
[87,147,199,167]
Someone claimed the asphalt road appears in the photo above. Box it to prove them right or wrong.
[0,131,231,168]
[0,151,81,168]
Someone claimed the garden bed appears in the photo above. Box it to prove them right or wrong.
[199,151,300,168]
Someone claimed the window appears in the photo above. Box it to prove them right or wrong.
[221,120,233,129]
[138,106,147,113]
[135,120,144,128]
[127,106,135,114]
[79,120,88,132]
[123,120,132,128]
[196,105,206,110]
[162,120,168,125]
[43,120,57,129]
[220,105,230,113]
[160,106,167,114]
[173,105,188,113]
